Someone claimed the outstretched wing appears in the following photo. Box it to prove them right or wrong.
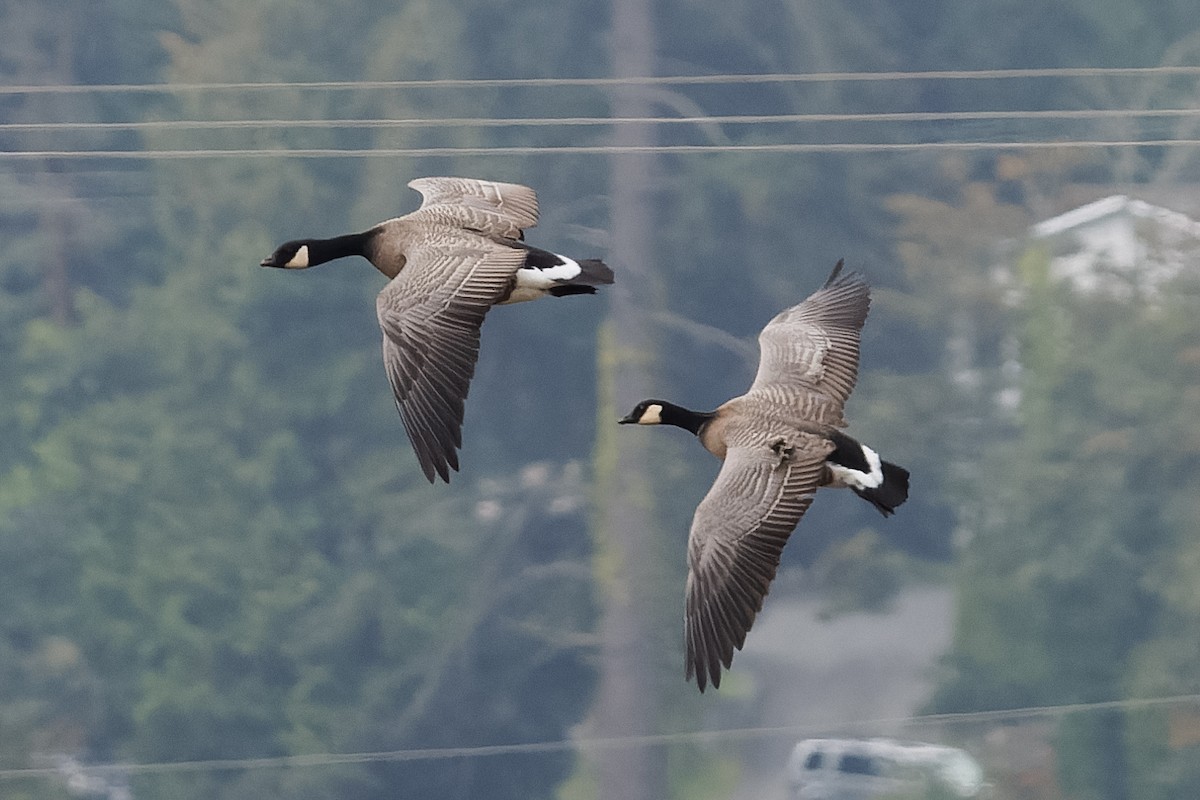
[749,261,870,423]
[407,177,539,239]
[376,235,524,482]
[684,436,831,691]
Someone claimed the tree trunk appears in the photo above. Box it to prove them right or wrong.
[39,175,75,327]
[587,0,666,799]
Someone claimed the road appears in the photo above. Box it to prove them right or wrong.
[723,582,955,800]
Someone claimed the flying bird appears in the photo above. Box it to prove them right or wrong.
[619,260,908,691]
[262,177,613,483]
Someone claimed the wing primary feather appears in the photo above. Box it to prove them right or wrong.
[823,258,845,286]
[684,449,826,690]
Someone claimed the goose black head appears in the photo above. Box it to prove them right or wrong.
[619,399,669,425]
[260,240,314,269]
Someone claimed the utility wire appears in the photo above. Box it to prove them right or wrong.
[2,693,1198,781]
[4,108,1200,132]
[3,140,1200,161]
[2,66,1200,95]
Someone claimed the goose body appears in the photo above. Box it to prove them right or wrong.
[262,177,613,483]
[618,261,909,691]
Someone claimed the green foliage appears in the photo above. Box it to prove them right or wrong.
[926,233,1200,796]
[2,3,598,799]
[810,529,908,617]
[666,745,741,800]
[6,1,1200,799]
[1,244,597,797]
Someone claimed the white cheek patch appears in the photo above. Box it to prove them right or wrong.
[639,403,664,424]
[284,244,310,268]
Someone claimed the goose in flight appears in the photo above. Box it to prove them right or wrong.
[619,261,908,690]
[262,177,613,482]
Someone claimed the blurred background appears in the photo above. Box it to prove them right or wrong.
[3,1,1200,798]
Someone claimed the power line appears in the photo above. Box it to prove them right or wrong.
[3,140,1200,161]
[2,66,1200,95]
[2,693,1198,781]
[4,108,1200,132]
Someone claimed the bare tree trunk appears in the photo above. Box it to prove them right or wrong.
[39,175,76,327]
[586,0,665,798]
[34,12,78,327]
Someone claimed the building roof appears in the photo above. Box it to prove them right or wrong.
[1028,194,1200,298]
[1032,194,1200,240]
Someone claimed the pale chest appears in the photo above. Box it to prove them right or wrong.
[698,400,833,462]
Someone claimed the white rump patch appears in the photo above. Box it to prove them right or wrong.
[828,443,883,489]
[515,253,581,289]
[284,244,310,268]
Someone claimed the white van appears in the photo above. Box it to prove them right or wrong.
[787,738,985,799]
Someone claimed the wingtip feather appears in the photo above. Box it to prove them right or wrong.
[824,258,845,286]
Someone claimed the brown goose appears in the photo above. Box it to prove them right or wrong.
[618,260,908,691]
[262,177,613,483]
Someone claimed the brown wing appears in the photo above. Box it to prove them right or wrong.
[407,177,539,238]
[684,437,831,691]
[748,261,870,421]
[375,236,524,482]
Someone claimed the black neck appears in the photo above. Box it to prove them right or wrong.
[306,231,375,265]
[659,401,716,436]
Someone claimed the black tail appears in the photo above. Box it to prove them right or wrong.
[547,258,614,296]
[852,460,910,517]
[572,258,614,286]
[516,242,613,284]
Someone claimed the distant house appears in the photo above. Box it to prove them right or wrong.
[972,194,1200,414]
[1029,194,1200,299]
